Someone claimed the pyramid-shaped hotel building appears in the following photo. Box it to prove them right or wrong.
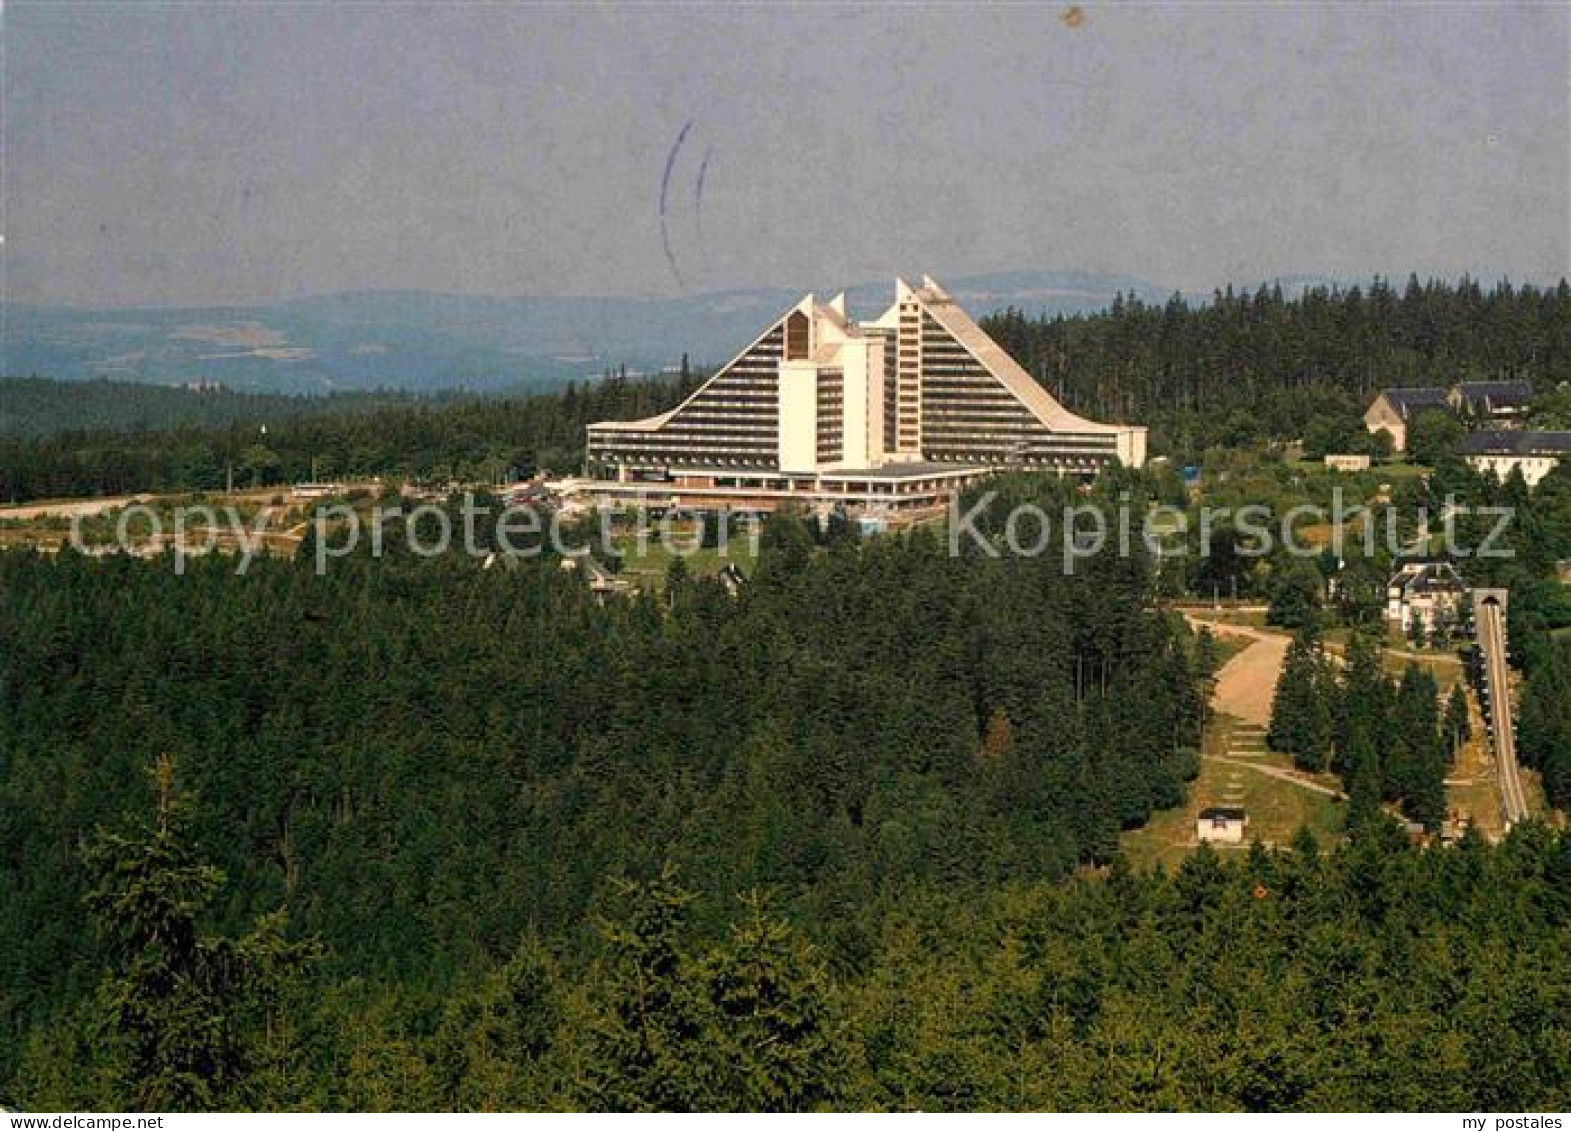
[584,276,1145,514]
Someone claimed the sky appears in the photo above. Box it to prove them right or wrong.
[4,2,1568,306]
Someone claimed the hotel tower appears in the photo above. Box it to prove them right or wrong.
[584,276,1146,513]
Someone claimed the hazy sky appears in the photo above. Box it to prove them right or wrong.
[5,2,1568,306]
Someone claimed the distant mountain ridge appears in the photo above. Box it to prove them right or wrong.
[2,269,1335,395]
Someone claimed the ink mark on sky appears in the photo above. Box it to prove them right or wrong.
[658,120,694,288]
[695,145,713,272]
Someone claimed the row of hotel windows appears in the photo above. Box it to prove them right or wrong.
[688,384,778,400]
[691,378,778,392]
[593,451,1122,477]
[604,401,1087,432]
[589,440,783,460]
[592,436,778,451]
[677,408,778,420]
[922,401,1050,416]
[600,454,1121,476]
[931,435,1121,456]
[921,429,1116,444]
[594,434,1120,457]
[816,369,845,461]
[592,426,1118,455]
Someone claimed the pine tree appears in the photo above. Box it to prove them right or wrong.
[1518,645,1571,808]
[1268,624,1332,772]
[1335,631,1386,775]
[1194,627,1222,727]
[664,554,692,605]
[1392,665,1446,830]
[82,754,317,1111]
[1443,683,1471,763]
[579,866,717,1111]
[1344,730,1388,841]
[700,893,841,1111]
[1266,561,1322,630]
[431,937,563,1110]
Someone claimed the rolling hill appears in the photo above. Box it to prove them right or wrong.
[1,270,1180,395]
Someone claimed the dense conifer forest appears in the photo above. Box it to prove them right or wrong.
[0,369,696,502]
[4,508,1567,1110]
[1,490,1210,1104]
[4,278,1571,1110]
[0,378,440,439]
[984,275,1571,457]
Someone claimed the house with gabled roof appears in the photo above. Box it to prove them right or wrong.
[1363,387,1451,452]
[1449,380,1535,426]
[1365,381,1539,453]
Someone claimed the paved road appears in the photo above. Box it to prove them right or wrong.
[1183,616,1289,728]
[1474,590,1529,826]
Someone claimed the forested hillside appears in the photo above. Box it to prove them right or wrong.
[0,370,695,502]
[0,378,446,439]
[3,492,1569,1108]
[0,492,1207,1103]
[15,789,1571,1111]
[5,282,1571,1110]
[982,275,1571,457]
[8,276,1571,503]
[0,490,1564,1105]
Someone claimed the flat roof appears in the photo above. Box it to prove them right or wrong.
[820,461,990,480]
[623,461,991,481]
[661,466,816,479]
[1198,807,1247,821]
[1455,380,1534,400]
[1459,430,1571,457]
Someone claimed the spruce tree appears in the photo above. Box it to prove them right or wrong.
[1335,631,1385,775]
[1403,666,1445,817]
[1266,561,1322,630]
[701,893,842,1111]
[1518,645,1571,809]
[1344,730,1388,841]
[82,754,316,1111]
[1443,683,1471,763]
[579,866,716,1111]
[1268,623,1332,772]
[1195,627,1222,727]
[430,937,563,1110]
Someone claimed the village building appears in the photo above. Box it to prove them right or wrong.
[1458,430,1571,488]
[1196,807,1248,844]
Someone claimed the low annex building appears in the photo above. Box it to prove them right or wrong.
[1196,807,1247,844]
[1323,454,1372,472]
[583,277,1146,514]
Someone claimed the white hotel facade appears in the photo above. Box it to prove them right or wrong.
[584,277,1146,514]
